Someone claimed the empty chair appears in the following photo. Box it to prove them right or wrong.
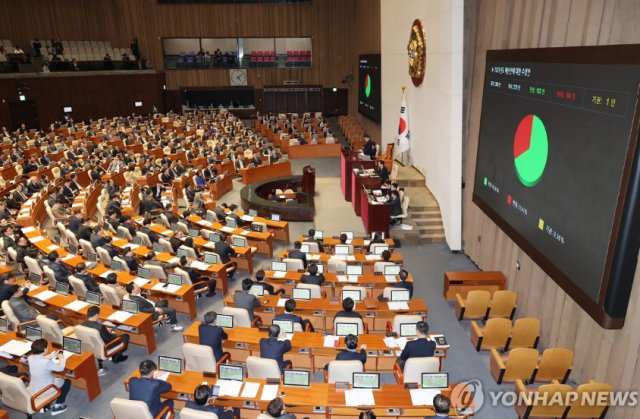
[333,317,367,335]
[325,360,363,383]
[158,238,173,254]
[246,356,286,378]
[490,348,539,384]
[284,258,304,271]
[221,306,261,328]
[393,357,440,384]
[487,290,517,320]
[136,231,153,247]
[74,324,126,376]
[0,373,62,419]
[455,290,491,321]
[532,348,573,384]
[79,239,96,255]
[182,343,227,372]
[470,318,512,351]
[373,261,395,273]
[96,247,112,266]
[565,381,611,418]
[24,256,42,276]
[143,263,167,280]
[386,314,422,335]
[295,284,324,299]
[117,226,133,241]
[42,265,56,289]
[110,398,175,419]
[506,318,540,351]
[181,408,218,419]
[514,380,572,419]
[36,315,74,346]
[328,258,347,273]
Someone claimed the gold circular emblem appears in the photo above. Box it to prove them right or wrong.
[407,19,426,87]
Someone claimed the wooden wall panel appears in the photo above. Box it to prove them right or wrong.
[0,72,164,131]
[464,0,640,416]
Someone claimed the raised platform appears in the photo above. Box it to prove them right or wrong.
[240,175,315,221]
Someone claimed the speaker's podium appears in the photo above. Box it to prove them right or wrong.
[340,147,376,201]
[302,165,315,195]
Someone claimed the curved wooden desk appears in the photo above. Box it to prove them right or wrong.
[240,161,292,185]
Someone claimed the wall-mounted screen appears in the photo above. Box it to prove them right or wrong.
[473,46,640,329]
[358,54,381,123]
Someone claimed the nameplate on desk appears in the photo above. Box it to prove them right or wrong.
[299,347,309,354]
[258,327,269,332]
[203,371,216,378]
[280,295,290,299]
[365,312,376,318]
[336,271,345,275]
[322,331,333,337]
[387,408,401,415]
[235,342,246,349]
[297,269,305,273]
[364,283,373,288]
[329,297,339,304]
[434,349,445,356]
[386,332,397,338]
[264,307,274,313]
[313,406,326,413]
[374,271,382,276]
[380,297,389,302]
[366,350,378,357]
[417,311,426,316]
[243,401,256,408]
[324,283,332,287]
[313,310,323,316]
[285,280,295,285]
[403,383,419,389]
[266,377,280,385]
[335,382,350,390]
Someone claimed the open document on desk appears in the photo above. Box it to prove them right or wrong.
[215,379,243,397]
[344,389,375,406]
[410,389,442,405]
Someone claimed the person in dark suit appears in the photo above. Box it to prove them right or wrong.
[213,204,228,222]
[226,204,244,227]
[324,334,367,370]
[11,184,28,205]
[396,321,436,371]
[90,225,107,250]
[169,230,184,253]
[0,272,28,305]
[252,269,284,296]
[433,395,452,418]
[300,263,325,286]
[179,257,217,297]
[121,247,140,272]
[303,228,323,253]
[125,282,183,332]
[47,251,71,286]
[185,385,238,419]
[251,154,262,167]
[362,135,376,159]
[39,152,53,166]
[67,209,82,234]
[128,360,174,418]
[82,305,129,362]
[335,297,362,320]
[234,158,245,172]
[75,217,91,242]
[163,204,179,225]
[101,236,119,260]
[274,299,315,332]
[287,241,307,269]
[106,195,124,223]
[214,232,235,264]
[375,160,389,183]
[140,218,160,243]
[234,279,262,321]
[390,269,414,298]
[74,263,101,294]
[259,324,292,372]
[388,190,402,222]
[198,311,230,363]
[367,233,385,253]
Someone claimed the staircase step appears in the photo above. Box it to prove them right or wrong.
[396,179,425,187]
[419,233,447,243]
[419,225,445,234]
[410,205,440,212]
[415,219,442,226]
[412,210,441,219]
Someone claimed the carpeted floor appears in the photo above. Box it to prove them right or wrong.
[3,120,514,419]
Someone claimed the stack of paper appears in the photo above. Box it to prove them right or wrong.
[272,271,287,278]
[161,230,173,236]
[197,220,213,227]
[133,278,151,287]
[331,255,347,261]
[241,230,250,236]
[337,275,348,282]
[21,227,36,234]
[203,242,216,249]
[152,282,181,294]
[65,300,90,312]
[216,379,244,397]
[191,261,212,271]
[0,340,32,356]
[100,271,116,279]
[221,226,235,233]
[61,254,76,261]
[156,371,170,381]
[240,382,260,398]
[308,254,322,261]
[125,244,141,250]
[344,389,375,406]
[346,255,356,261]
[242,215,255,222]
[388,302,409,310]
[167,257,180,264]
[47,245,60,251]
[383,337,408,350]
[385,275,398,283]
[410,389,442,406]
[107,311,134,322]
[30,236,45,243]
[260,384,279,401]
[323,335,339,347]
[33,290,57,301]
[365,255,381,261]
[276,299,287,307]
[347,275,359,283]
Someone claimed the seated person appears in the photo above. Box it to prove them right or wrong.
[82,305,129,363]
[287,241,307,269]
[274,299,315,332]
[125,282,183,332]
[105,272,127,300]
[253,269,284,295]
[198,311,230,362]
[233,278,261,321]
[28,339,71,416]
[266,397,297,419]
[395,321,435,371]
[129,359,173,418]
[300,263,324,286]
[185,385,238,419]
[303,228,323,253]
[367,233,385,253]
[324,333,367,369]
[47,251,71,286]
[259,324,292,372]
[179,256,217,297]
[74,262,101,294]
[335,297,362,320]
[8,284,63,327]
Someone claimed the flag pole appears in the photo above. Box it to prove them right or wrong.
[401,86,406,166]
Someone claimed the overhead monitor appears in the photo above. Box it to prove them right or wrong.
[358,54,381,123]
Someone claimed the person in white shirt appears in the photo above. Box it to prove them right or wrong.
[28,339,70,416]
[13,47,24,54]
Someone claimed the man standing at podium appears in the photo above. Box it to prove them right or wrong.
[362,135,376,159]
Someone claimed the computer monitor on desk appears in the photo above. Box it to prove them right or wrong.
[249,209,258,217]
[346,265,363,276]
[341,289,362,302]
[215,314,234,329]
[218,364,245,381]
[271,213,281,222]
[158,356,182,375]
[227,218,237,229]
[153,243,164,253]
[203,252,218,264]
[314,230,323,239]
[335,245,349,255]
[400,323,417,337]
[292,288,311,300]
[384,265,401,276]
[299,244,310,253]
[176,248,189,259]
[25,327,42,342]
[283,369,310,387]
[271,261,287,272]
[335,322,358,337]
[353,372,380,389]
[55,282,69,296]
[63,336,82,355]
[391,290,410,302]
[122,300,139,315]
[137,267,151,280]
[167,273,183,286]
[86,291,101,306]
[422,372,449,389]
[273,319,294,334]
[373,245,389,255]
[29,272,41,287]
[232,237,247,248]
[249,284,264,296]
[209,233,221,243]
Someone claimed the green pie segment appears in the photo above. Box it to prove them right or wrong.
[514,114,548,187]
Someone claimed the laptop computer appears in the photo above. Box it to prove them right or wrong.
[55,282,70,296]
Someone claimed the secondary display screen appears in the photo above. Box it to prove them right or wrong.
[358,54,381,123]
[473,53,640,325]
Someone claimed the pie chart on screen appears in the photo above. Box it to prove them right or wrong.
[513,114,548,187]
[365,75,371,98]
